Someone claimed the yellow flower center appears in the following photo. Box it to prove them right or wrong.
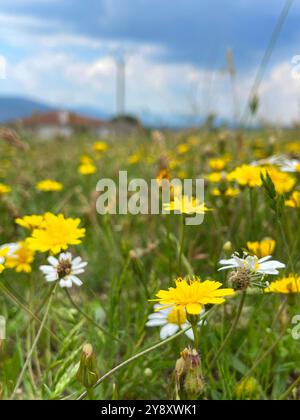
[167,307,187,326]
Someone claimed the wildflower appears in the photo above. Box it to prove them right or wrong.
[78,162,96,175]
[285,191,300,208]
[206,172,225,183]
[277,158,300,173]
[36,180,63,192]
[80,155,93,165]
[208,157,228,171]
[0,246,9,273]
[27,213,85,254]
[175,347,205,399]
[163,196,210,215]
[92,141,108,153]
[15,215,44,230]
[219,252,285,276]
[0,183,11,195]
[285,142,300,154]
[265,275,300,294]
[5,241,35,273]
[247,239,276,258]
[146,304,205,341]
[169,159,181,170]
[252,155,300,173]
[177,144,189,154]
[151,277,235,315]
[40,252,87,288]
[261,167,295,195]
[177,170,188,179]
[76,344,99,389]
[227,165,262,188]
[212,187,240,197]
[229,268,252,291]
[128,153,141,165]
[223,241,232,252]
[235,377,258,399]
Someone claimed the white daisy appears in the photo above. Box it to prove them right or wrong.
[219,253,285,276]
[40,252,87,288]
[252,155,300,173]
[0,243,20,257]
[146,304,205,341]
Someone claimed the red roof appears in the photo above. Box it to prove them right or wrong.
[15,111,106,129]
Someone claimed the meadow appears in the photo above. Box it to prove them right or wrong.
[0,128,300,400]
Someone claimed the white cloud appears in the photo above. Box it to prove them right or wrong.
[1,10,300,124]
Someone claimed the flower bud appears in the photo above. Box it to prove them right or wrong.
[174,347,205,400]
[223,241,232,252]
[76,344,99,389]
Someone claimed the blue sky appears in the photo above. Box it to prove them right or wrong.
[1,0,300,123]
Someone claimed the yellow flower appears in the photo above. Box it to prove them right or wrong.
[227,165,262,188]
[208,158,228,171]
[212,187,240,198]
[80,155,93,165]
[285,142,300,154]
[27,213,85,254]
[285,191,300,208]
[177,144,189,154]
[5,241,35,273]
[163,196,210,215]
[36,180,63,192]
[93,141,108,153]
[0,246,9,273]
[265,275,300,294]
[128,153,141,165]
[261,167,295,195]
[206,172,225,183]
[78,163,96,175]
[247,239,276,259]
[177,170,188,179]
[15,215,45,230]
[169,159,181,170]
[235,377,258,398]
[152,277,235,315]
[0,183,11,195]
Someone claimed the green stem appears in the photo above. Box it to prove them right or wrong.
[0,282,61,344]
[75,326,193,401]
[209,291,246,368]
[279,375,300,400]
[192,323,200,351]
[86,388,95,401]
[178,214,185,274]
[278,219,295,275]
[65,290,124,344]
[11,284,57,400]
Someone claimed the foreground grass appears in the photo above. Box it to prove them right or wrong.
[0,128,299,400]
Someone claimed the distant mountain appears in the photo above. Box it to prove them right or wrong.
[0,96,110,124]
[0,97,54,123]
[0,95,216,128]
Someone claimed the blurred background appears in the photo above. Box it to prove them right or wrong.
[0,0,299,132]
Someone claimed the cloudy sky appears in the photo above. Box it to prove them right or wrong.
[1,0,300,124]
